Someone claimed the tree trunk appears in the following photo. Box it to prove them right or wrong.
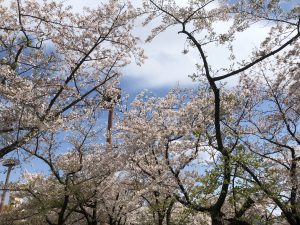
[227,218,252,225]
[211,211,225,225]
[284,214,299,225]
[166,199,175,225]
[89,221,98,225]
[157,213,164,225]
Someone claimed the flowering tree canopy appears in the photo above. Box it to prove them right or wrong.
[0,0,144,158]
[0,1,299,225]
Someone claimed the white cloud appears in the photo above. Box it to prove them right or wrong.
[124,20,270,88]
[125,24,198,88]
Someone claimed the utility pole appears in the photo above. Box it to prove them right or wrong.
[106,106,114,146]
[103,88,121,148]
[101,87,121,225]
[0,158,19,212]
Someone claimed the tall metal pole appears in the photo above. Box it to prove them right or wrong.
[104,88,120,149]
[0,165,13,212]
[103,108,113,225]
[106,106,114,146]
[102,88,120,225]
[0,159,19,213]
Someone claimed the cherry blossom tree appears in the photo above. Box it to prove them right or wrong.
[235,57,300,225]
[137,1,300,224]
[117,80,298,224]
[118,88,251,225]
[0,121,127,225]
[1,1,300,225]
[0,0,144,159]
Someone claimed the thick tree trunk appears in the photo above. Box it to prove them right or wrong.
[284,214,299,225]
[211,211,225,225]
[227,218,252,225]
[57,194,70,225]
[166,199,175,225]
[158,216,164,225]
[89,221,98,225]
